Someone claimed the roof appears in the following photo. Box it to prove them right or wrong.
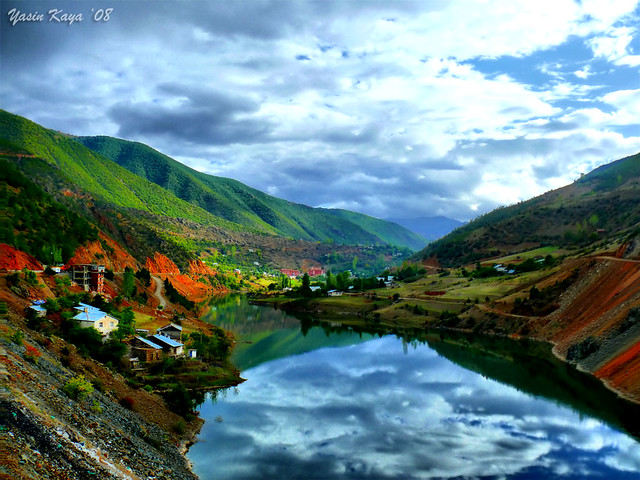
[150,334,183,348]
[73,310,117,324]
[158,323,183,332]
[134,336,163,350]
[74,303,103,314]
[29,305,47,312]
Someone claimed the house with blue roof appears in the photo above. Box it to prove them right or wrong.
[131,336,163,363]
[149,334,184,356]
[73,303,119,337]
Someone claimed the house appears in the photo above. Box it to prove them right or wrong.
[307,267,325,277]
[73,303,119,337]
[310,286,322,292]
[280,268,301,278]
[149,334,184,356]
[70,264,105,293]
[156,323,182,341]
[131,336,163,363]
[328,290,343,297]
[187,349,197,359]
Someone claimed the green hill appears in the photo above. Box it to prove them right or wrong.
[76,135,426,250]
[0,110,241,231]
[414,152,640,267]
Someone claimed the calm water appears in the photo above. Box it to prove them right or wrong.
[189,296,640,479]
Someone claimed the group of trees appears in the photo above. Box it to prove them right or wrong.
[1,158,98,264]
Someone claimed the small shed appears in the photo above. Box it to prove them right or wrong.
[156,323,183,341]
[29,305,47,317]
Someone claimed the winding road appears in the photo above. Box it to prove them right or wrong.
[150,275,167,309]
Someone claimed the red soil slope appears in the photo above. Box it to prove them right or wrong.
[145,253,181,275]
[67,233,138,272]
[0,244,43,271]
[534,256,640,402]
[188,259,216,276]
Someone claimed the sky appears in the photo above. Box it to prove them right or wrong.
[1,0,639,222]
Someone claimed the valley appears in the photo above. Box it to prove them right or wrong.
[1,108,640,478]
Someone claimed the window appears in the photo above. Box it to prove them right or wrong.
[99,322,104,328]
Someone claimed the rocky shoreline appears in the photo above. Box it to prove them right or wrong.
[1,314,201,480]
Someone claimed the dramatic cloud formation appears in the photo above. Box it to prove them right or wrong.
[2,0,639,221]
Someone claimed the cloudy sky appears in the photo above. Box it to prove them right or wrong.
[2,0,639,222]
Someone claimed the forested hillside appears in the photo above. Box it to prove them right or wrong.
[76,135,426,250]
[415,152,640,267]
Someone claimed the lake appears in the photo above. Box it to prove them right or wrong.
[189,296,640,479]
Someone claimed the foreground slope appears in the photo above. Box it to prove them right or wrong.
[76,135,427,250]
[415,152,640,266]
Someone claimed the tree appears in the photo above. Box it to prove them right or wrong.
[135,267,151,287]
[122,267,135,298]
[112,306,135,340]
[300,273,312,298]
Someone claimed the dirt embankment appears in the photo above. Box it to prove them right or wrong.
[468,254,640,403]
[0,243,43,271]
[67,233,139,272]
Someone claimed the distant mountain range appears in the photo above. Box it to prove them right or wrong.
[415,151,640,267]
[386,216,464,242]
[0,110,426,270]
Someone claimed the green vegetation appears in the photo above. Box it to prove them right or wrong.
[62,375,94,401]
[0,158,98,263]
[76,134,426,250]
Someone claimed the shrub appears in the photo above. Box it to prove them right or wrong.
[62,375,94,401]
[567,337,600,362]
[91,400,103,414]
[119,396,135,410]
[9,329,24,345]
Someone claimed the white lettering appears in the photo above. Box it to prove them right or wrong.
[48,8,83,25]
[7,8,44,26]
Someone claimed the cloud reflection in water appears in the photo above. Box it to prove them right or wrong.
[190,336,640,479]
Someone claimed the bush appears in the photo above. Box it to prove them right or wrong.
[62,375,94,401]
[119,397,135,410]
[9,329,24,345]
[91,400,103,413]
[567,337,600,362]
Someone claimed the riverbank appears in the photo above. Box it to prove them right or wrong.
[252,254,640,405]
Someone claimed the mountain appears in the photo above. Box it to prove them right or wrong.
[0,110,425,259]
[75,135,426,251]
[385,215,464,241]
[414,152,640,267]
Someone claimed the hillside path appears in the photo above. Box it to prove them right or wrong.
[151,275,167,309]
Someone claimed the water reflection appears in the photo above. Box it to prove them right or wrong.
[189,333,640,479]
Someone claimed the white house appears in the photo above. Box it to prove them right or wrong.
[73,303,119,337]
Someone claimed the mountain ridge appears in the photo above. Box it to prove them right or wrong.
[75,134,426,250]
